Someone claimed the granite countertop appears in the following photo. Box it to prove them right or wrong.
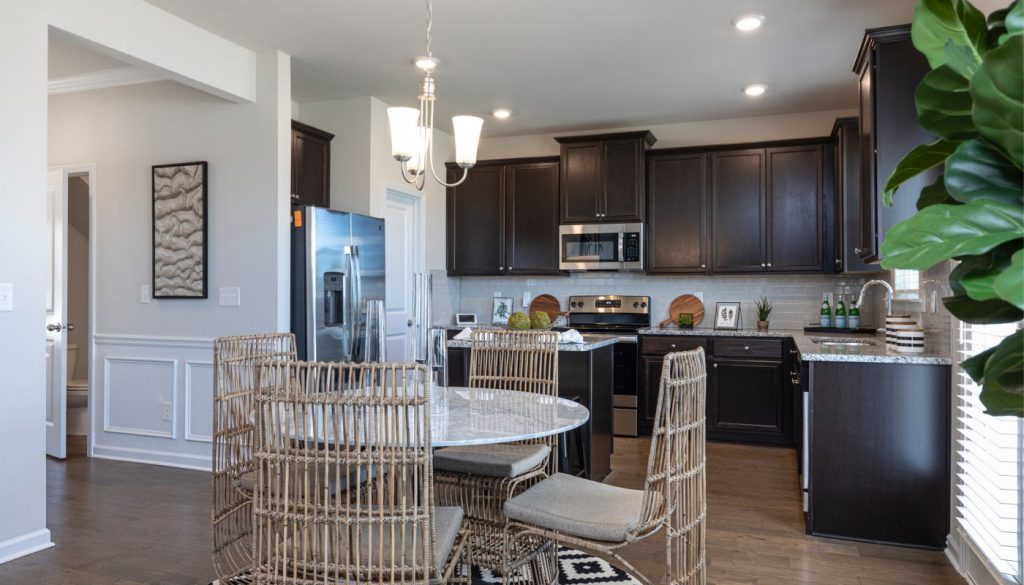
[638,327,953,365]
[447,332,619,352]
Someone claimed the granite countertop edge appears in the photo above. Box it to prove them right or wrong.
[447,334,619,352]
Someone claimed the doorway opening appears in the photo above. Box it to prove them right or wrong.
[383,187,425,363]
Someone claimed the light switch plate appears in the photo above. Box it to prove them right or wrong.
[693,291,704,302]
[140,284,151,304]
[522,292,531,308]
[493,291,502,298]
[161,402,173,422]
[0,283,12,312]
[219,287,241,307]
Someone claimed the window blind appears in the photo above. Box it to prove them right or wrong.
[955,320,1022,583]
[893,269,920,300]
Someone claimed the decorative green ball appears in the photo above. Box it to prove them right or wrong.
[507,311,530,330]
[530,311,552,329]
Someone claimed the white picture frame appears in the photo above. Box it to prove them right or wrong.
[491,297,513,325]
[714,302,741,330]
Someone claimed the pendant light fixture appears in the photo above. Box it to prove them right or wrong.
[387,0,483,190]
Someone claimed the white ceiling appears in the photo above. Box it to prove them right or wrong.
[118,1,996,137]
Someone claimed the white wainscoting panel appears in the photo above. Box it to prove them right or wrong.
[103,356,177,439]
[185,361,214,443]
[92,334,214,471]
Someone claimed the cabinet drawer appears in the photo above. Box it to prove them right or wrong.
[640,336,707,356]
[714,338,783,359]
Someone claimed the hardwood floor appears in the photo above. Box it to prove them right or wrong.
[0,440,962,585]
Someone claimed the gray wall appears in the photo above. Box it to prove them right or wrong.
[67,175,89,381]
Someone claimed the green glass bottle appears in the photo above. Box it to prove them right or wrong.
[849,299,861,329]
[835,295,847,329]
[820,296,832,327]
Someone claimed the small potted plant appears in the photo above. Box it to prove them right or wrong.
[754,296,772,331]
[677,313,694,329]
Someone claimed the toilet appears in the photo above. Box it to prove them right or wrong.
[66,343,89,436]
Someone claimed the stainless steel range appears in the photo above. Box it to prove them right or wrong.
[565,295,650,437]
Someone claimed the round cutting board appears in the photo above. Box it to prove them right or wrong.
[529,294,562,321]
[660,294,705,328]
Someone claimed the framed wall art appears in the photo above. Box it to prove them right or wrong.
[714,301,741,330]
[152,161,208,299]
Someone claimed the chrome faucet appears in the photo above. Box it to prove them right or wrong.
[857,279,894,317]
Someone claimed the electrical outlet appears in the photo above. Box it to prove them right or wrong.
[693,291,704,302]
[493,291,502,298]
[0,283,13,312]
[219,287,241,307]
[161,402,172,422]
[140,284,151,304]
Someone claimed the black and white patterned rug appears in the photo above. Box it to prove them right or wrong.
[210,546,641,585]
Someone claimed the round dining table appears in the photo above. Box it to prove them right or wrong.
[429,386,590,447]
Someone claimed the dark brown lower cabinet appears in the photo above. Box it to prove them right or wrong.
[638,335,792,445]
[709,357,784,436]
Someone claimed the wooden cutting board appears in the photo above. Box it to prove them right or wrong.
[660,294,705,328]
[529,294,562,321]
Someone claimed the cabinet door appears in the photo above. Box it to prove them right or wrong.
[858,52,879,262]
[447,166,505,276]
[291,121,332,208]
[766,145,823,272]
[835,118,881,274]
[710,149,765,272]
[560,142,602,222]
[506,162,560,275]
[602,138,644,221]
[709,358,784,435]
[639,356,664,436]
[647,153,707,273]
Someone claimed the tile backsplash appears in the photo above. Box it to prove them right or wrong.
[432,271,887,331]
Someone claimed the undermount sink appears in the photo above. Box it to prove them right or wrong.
[810,337,877,347]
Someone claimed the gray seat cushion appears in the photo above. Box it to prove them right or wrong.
[355,506,464,570]
[434,444,551,478]
[503,473,647,542]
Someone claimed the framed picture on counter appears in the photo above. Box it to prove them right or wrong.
[714,302,741,330]
[492,297,513,325]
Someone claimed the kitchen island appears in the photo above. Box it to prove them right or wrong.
[445,331,617,480]
[639,326,953,549]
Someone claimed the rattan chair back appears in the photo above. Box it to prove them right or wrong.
[212,333,296,582]
[252,360,460,584]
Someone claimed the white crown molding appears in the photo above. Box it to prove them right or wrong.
[48,66,163,95]
[94,333,213,350]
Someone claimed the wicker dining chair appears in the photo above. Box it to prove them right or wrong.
[434,329,561,571]
[502,348,708,585]
[252,360,470,585]
[212,333,297,584]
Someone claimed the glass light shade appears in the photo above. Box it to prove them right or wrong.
[452,115,483,167]
[405,126,431,175]
[387,107,420,160]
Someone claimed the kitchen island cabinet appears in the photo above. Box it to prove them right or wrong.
[445,334,615,481]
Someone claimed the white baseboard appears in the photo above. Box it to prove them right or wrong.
[0,528,54,565]
[91,443,211,472]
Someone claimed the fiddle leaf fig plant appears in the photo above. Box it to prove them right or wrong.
[882,0,1024,416]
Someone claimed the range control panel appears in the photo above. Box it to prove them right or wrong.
[567,295,650,314]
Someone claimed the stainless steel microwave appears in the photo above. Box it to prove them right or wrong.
[558,223,644,271]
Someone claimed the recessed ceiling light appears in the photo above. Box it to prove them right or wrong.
[743,84,767,97]
[733,15,765,32]
[492,108,512,120]
[413,56,439,72]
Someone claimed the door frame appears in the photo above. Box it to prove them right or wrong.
[48,163,97,458]
[383,182,426,361]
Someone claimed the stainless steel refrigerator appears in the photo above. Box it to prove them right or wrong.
[291,206,386,362]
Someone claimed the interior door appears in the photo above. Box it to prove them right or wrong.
[384,191,420,362]
[45,168,69,459]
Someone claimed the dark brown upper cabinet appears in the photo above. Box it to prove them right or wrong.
[831,117,882,274]
[446,157,561,277]
[291,120,334,208]
[854,25,934,263]
[647,152,708,273]
[766,144,824,272]
[556,131,656,223]
[710,149,766,272]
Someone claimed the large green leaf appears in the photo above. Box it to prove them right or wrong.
[943,39,983,78]
[971,35,1024,167]
[988,5,1011,45]
[950,242,1018,301]
[943,293,1024,323]
[1005,0,1024,41]
[913,0,990,68]
[979,330,1024,417]
[880,199,1024,269]
[916,65,975,140]
[883,139,959,206]
[993,248,1024,308]
[945,138,1024,204]
[918,174,957,209]
[961,344,996,382]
